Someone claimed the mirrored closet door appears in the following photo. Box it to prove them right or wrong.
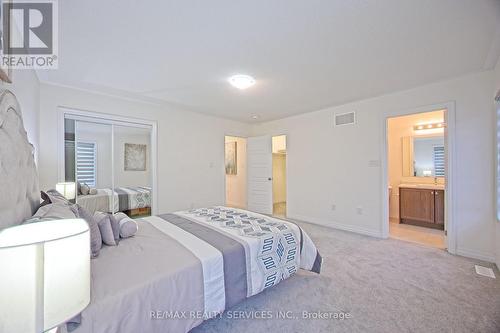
[113,125,152,218]
[63,114,153,218]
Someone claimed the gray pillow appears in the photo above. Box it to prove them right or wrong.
[25,203,101,259]
[108,213,121,244]
[74,204,102,258]
[32,202,77,219]
[46,189,71,205]
[114,212,139,238]
[94,212,117,246]
[81,183,90,195]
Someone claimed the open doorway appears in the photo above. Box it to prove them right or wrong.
[387,110,447,249]
[272,135,287,217]
[225,136,247,209]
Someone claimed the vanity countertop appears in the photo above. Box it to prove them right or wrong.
[398,183,445,190]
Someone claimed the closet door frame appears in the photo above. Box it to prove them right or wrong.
[57,107,158,215]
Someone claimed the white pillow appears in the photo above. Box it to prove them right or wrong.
[114,212,139,238]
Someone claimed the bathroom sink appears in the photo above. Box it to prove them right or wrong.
[398,183,445,190]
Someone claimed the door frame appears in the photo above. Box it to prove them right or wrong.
[271,134,288,217]
[380,101,456,254]
[57,107,159,215]
[223,134,248,209]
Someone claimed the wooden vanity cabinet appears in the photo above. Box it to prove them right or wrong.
[399,187,444,229]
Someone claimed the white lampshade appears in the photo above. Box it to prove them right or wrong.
[0,219,90,332]
[56,182,76,200]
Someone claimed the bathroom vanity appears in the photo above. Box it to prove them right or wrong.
[399,184,444,229]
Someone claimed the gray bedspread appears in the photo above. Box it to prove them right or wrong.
[71,207,322,333]
[74,220,205,333]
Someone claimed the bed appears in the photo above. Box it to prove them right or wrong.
[0,89,322,333]
[77,186,151,215]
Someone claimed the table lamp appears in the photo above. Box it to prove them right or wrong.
[0,219,90,332]
[56,182,76,201]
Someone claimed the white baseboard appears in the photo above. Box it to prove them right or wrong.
[287,213,496,264]
[455,247,495,263]
[287,213,383,238]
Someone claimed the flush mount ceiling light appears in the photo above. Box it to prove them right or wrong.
[228,74,255,90]
[251,115,259,120]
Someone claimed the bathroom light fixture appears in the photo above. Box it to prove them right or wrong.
[228,74,255,90]
[413,122,446,131]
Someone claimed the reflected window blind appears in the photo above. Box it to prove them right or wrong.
[76,141,97,187]
[433,146,445,177]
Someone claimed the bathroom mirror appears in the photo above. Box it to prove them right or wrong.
[402,134,445,178]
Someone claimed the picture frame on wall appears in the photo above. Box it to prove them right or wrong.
[124,143,147,171]
[225,141,237,175]
[0,0,12,83]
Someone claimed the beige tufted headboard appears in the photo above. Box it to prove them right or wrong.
[0,90,39,229]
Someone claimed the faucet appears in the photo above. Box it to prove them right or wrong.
[434,177,438,185]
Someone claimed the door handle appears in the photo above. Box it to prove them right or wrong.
[268,177,272,181]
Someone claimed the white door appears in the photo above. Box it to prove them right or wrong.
[247,135,273,214]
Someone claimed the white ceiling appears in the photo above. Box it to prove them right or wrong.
[39,0,500,122]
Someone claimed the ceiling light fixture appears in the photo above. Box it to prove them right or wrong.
[413,122,446,131]
[251,115,259,120]
[228,74,255,90]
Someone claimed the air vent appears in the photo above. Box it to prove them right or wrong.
[335,112,356,126]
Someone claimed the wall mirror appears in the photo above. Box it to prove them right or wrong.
[401,134,445,178]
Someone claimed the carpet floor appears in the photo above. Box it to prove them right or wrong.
[192,221,500,333]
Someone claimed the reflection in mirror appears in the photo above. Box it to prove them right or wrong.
[113,125,152,218]
[64,118,76,183]
[73,121,113,212]
[62,115,153,217]
[402,134,445,177]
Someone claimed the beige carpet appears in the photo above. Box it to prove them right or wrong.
[192,220,500,333]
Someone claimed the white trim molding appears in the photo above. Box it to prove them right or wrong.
[455,247,496,263]
[380,101,457,254]
[287,213,383,238]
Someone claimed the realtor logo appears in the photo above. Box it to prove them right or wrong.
[0,0,58,69]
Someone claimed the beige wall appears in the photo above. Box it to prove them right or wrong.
[273,153,286,204]
[252,70,496,262]
[387,110,444,218]
[225,136,247,208]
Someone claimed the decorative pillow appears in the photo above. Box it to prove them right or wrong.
[23,203,101,259]
[108,213,121,244]
[39,191,52,208]
[74,204,102,258]
[46,189,71,205]
[32,202,78,220]
[81,183,90,196]
[89,188,98,195]
[94,212,117,246]
[113,212,139,238]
